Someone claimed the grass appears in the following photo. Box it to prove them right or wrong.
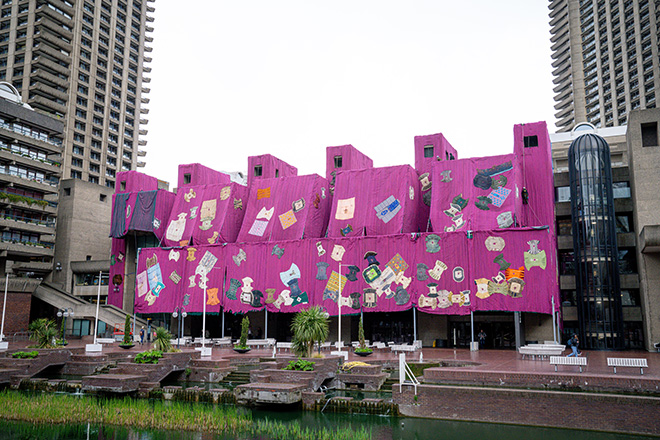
[0,391,371,440]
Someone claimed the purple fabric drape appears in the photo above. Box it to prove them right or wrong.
[110,193,131,238]
[108,238,127,308]
[129,191,158,232]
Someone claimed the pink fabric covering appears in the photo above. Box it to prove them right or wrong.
[247,154,297,186]
[152,190,176,241]
[115,171,159,194]
[414,133,457,177]
[162,183,248,247]
[325,145,373,186]
[108,238,127,308]
[327,165,423,238]
[236,174,331,242]
[429,154,522,232]
[177,163,231,189]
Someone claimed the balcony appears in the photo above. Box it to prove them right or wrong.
[146,15,154,22]
[142,77,151,83]
[28,95,67,117]
[34,31,73,53]
[140,97,149,104]
[0,239,54,257]
[144,45,153,52]
[138,139,147,146]
[137,149,146,157]
[0,125,62,154]
[32,56,71,77]
[140,108,149,114]
[137,161,145,168]
[36,17,74,40]
[138,129,148,136]
[143,67,151,73]
[36,4,74,28]
[144,56,152,63]
[33,43,71,65]
[0,148,62,175]
[0,214,55,235]
[28,81,69,102]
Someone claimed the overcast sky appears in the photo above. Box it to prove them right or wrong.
[144,1,555,187]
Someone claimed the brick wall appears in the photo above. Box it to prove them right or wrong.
[1,292,31,335]
[393,384,660,436]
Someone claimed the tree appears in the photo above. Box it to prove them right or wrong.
[121,314,132,346]
[28,318,58,349]
[237,315,250,349]
[291,306,329,358]
[152,327,173,352]
[355,316,372,354]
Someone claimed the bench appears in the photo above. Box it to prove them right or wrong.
[96,338,115,344]
[391,344,418,353]
[213,337,232,347]
[246,338,276,348]
[276,342,292,352]
[607,357,648,375]
[527,343,566,350]
[549,356,587,373]
[519,346,565,359]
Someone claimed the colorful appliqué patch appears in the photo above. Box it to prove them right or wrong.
[248,219,268,236]
[220,186,231,200]
[292,198,305,212]
[386,253,409,275]
[374,196,401,223]
[488,187,511,208]
[335,197,355,220]
[257,187,271,200]
[278,209,297,230]
[234,198,243,210]
[257,207,274,220]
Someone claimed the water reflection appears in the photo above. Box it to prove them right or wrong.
[0,413,645,440]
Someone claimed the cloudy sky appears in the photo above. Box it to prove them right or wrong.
[144,1,555,186]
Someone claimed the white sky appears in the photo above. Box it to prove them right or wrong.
[144,1,556,187]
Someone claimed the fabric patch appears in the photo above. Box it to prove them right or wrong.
[316,261,330,280]
[416,263,429,281]
[169,270,181,284]
[375,196,401,224]
[325,271,348,297]
[313,194,320,209]
[273,290,294,309]
[207,231,219,244]
[278,209,297,230]
[126,205,131,218]
[363,288,377,308]
[425,234,441,253]
[248,219,268,236]
[487,279,508,296]
[331,244,346,262]
[272,244,285,259]
[473,174,492,190]
[508,277,525,298]
[183,294,190,306]
[418,173,431,191]
[279,263,301,287]
[225,278,240,300]
[478,161,513,177]
[409,186,415,200]
[491,175,507,189]
[524,250,547,270]
[257,187,271,200]
[364,251,380,266]
[188,275,197,288]
[136,271,148,297]
[386,253,409,275]
[184,188,196,203]
[186,247,197,262]
[488,187,511,208]
[527,240,540,254]
[321,187,326,199]
[485,236,505,252]
[190,206,199,219]
[493,253,511,271]
[207,288,220,306]
[362,264,382,284]
[233,248,246,266]
[505,266,525,280]
[153,218,161,229]
[147,263,163,291]
[475,278,490,299]
[220,186,231,200]
[257,207,274,221]
[440,170,453,182]
[394,285,410,306]
[428,260,447,280]
[340,224,353,236]
[197,251,218,275]
[146,254,158,268]
[475,196,492,210]
[453,266,465,282]
[199,199,217,230]
[395,271,412,289]
[497,211,514,228]
[346,265,360,282]
[234,198,243,210]
[166,213,187,242]
[336,197,355,220]
[292,198,305,213]
[316,241,326,256]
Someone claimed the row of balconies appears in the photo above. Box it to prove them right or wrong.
[0,148,61,175]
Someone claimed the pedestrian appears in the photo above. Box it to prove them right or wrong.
[478,329,487,349]
[139,326,145,345]
[566,334,581,357]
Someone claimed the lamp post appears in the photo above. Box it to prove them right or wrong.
[56,307,74,343]
[86,270,103,352]
[172,306,187,349]
[0,274,8,350]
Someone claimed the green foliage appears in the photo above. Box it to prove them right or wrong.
[134,349,163,364]
[283,358,315,371]
[357,316,370,351]
[121,314,132,345]
[11,351,38,359]
[0,192,49,208]
[28,318,57,349]
[290,306,329,358]
[355,347,373,354]
[59,317,65,341]
[237,315,249,349]
[152,327,173,352]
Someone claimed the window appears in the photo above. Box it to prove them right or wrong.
[72,145,84,155]
[524,135,539,148]
[334,155,343,168]
[71,170,82,179]
[100,193,106,202]
[612,181,631,198]
[89,175,98,184]
[89,163,99,173]
[423,145,434,158]
[71,158,83,168]
[64,187,71,196]
[254,165,262,177]
[556,186,571,202]
[641,122,658,147]
[183,173,191,184]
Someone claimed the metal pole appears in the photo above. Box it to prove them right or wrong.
[202,285,207,350]
[413,307,417,342]
[93,270,101,345]
[264,309,268,339]
[551,296,557,343]
[470,311,474,344]
[514,311,521,348]
[221,309,225,338]
[0,274,8,343]
[337,262,342,348]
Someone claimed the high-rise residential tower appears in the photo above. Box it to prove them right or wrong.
[0,0,154,187]
[549,0,658,132]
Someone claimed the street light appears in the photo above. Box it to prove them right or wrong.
[172,307,187,349]
[56,307,74,342]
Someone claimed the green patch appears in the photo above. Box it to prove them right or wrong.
[283,358,315,371]
[134,350,163,364]
[11,351,38,359]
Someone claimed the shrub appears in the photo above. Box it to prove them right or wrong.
[120,315,132,346]
[11,351,38,359]
[283,359,315,371]
[290,306,329,358]
[28,318,58,349]
[236,315,249,349]
[152,327,173,352]
[134,350,163,364]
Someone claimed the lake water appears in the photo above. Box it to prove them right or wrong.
[0,409,646,440]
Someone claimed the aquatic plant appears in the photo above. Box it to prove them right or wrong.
[291,306,329,358]
[28,318,57,348]
[152,326,173,352]
[0,391,372,440]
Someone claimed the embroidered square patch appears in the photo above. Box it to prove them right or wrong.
[248,219,268,236]
[257,187,271,200]
[335,197,355,220]
[220,186,231,200]
[136,271,148,297]
[326,271,348,293]
[374,195,401,223]
[488,187,511,208]
[386,253,409,275]
[279,209,297,230]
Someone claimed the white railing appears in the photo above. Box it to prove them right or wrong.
[399,353,419,395]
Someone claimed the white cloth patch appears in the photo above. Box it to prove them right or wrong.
[257,206,274,221]
[375,196,401,224]
[485,236,506,252]
[331,244,346,262]
[168,249,180,262]
[248,219,268,236]
[335,197,355,220]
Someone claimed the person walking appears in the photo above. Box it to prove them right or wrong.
[566,334,581,357]
[478,329,487,349]
[139,327,145,345]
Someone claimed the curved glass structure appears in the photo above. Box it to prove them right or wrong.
[568,134,624,350]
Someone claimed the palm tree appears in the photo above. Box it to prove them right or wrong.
[152,327,173,352]
[28,318,58,349]
[291,306,329,358]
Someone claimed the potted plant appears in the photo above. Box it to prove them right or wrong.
[119,314,135,349]
[233,315,251,353]
[354,317,373,357]
[152,327,173,352]
[291,306,329,358]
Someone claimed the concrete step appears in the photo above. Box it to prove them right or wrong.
[70,354,109,362]
[190,358,231,368]
[82,373,148,393]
